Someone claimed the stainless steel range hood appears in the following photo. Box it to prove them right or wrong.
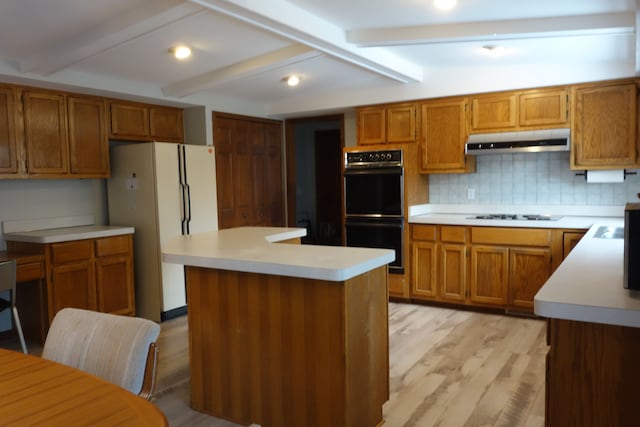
[465,128,570,155]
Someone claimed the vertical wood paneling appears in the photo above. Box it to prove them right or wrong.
[186,265,388,427]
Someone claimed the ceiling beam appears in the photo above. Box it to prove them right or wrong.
[163,44,321,97]
[348,12,635,47]
[19,0,203,75]
[188,0,423,83]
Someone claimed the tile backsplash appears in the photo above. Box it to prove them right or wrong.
[428,152,640,205]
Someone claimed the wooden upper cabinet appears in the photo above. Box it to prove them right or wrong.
[67,96,109,177]
[386,103,416,143]
[571,81,639,170]
[23,90,69,175]
[110,101,184,142]
[357,103,416,144]
[109,102,150,140]
[150,106,184,142]
[519,88,569,128]
[470,93,517,132]
[0,85,19,175]
[357,106,385,144]
[419,98,475,173]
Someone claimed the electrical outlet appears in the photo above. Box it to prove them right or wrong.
[467,188,475,200]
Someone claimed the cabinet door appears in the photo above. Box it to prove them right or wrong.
[562,231,585,259]
[411,241,437,299]
[109,101,149,140]
[440,243,467,302]
[470,93,517,132]
[519,88,569,128]
[387,103,416,143]
[95,254,135,315]
[419,98,473,173]
[509,247,551,309]
[0,86,19,174]
[357,107,385,145]
[572,82,638,169]
[470,245,509,305]
[23,91,69,175]
[67,96,109,177]
[50,261,96,320]
[150,106,183,142]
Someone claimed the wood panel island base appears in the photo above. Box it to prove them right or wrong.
[162,227,395,427]
[187,265,388,427]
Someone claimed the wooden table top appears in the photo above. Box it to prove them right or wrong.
[0,349,168,426]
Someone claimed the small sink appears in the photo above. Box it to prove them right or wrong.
[593,226,624,239]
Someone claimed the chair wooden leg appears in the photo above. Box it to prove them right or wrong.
[12,306,28,354]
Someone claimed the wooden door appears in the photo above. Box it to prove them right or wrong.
[95,254,134,315]
[419,98,472,173]
[50,262,96,319]
[519,88,569,128]
[563,231,586,259]
[357,107,385,145]
[250,122,268,225]
[470,245,509,305]
[411,242,437,299]
[470,93,517,132]
[0,86,19,174]
[572,82,638,169]
[23,90,69,175]
[150,106,183,142]
[67,95,109,177]
[109,101,149,140]
[509,247,551,309]
[265,123,284,227]
[440,243,467,302]
[386,103,415,143]
[213,116,236,229]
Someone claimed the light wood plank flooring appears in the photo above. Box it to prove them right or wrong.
[151,302,547,427]
[0,302,546,426]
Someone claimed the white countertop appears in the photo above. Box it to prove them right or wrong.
[4,225,135,244]
[409,203,623,229]
[162,226,395,282]
[534,220,640,328]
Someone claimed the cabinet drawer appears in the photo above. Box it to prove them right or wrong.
[51,240,92,264]
[95,235,130,257]
[412,225,436,241]
[471,227,550,246]
[16,261,45,282]
[441,226,467,243]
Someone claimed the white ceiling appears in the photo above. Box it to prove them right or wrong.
[0,0,637,118]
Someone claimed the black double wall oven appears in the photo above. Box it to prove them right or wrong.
[344,149,404,274]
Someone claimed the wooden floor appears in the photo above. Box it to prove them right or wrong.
[1,302,547,426]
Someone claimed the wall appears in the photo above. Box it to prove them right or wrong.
[428,151,640,206]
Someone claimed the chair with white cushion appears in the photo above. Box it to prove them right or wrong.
[0,259,27,354]
[42,307,161,400]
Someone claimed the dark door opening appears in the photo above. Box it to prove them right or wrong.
[285,116,344,246]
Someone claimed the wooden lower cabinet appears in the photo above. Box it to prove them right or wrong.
[411,224,574,312]
[7,234,135,326]
[469,245,509,306]
[546,318,640,426]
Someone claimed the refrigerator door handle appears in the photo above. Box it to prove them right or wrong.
[178,145,188,235]
[185,183,192,235]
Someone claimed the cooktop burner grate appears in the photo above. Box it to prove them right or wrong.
[468,214,562,221]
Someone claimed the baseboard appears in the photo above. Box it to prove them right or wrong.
[161,306,187,322]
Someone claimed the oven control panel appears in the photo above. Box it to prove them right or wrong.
[345,149,402,168]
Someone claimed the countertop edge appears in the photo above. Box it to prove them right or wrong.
[4,226,135,244]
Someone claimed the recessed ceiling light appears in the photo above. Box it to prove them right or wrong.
[434,0,457,11]
[479,45,512,58]
[170,45,191,60]
[283,75,301,87]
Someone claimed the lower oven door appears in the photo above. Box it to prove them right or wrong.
[345,217,404,274]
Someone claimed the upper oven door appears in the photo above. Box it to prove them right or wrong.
[344,167,403,218]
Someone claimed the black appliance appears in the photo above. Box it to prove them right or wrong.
[624,203,640,290]
[344,149,404,273]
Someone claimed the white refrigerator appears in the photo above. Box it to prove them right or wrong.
[107,142,218,322]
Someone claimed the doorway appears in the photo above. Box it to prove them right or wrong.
[285,115,344,246]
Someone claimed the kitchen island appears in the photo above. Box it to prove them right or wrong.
[534,220,640,427]
[162,227,395,427]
